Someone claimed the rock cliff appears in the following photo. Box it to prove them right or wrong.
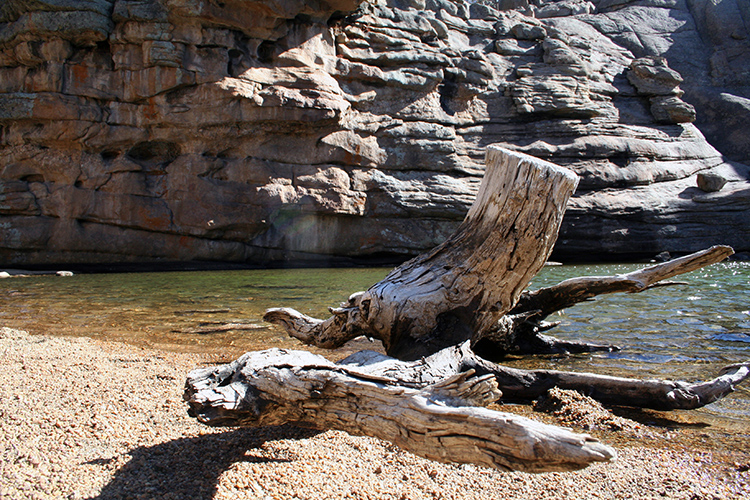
[0,0,748,266]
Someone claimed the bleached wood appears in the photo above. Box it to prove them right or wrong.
[513,245,734,320]
[338,342,750,411]
[265,146,579,360]
[185,348,616,473]
[185,345,749,472]
[265,149,735,361]
[472,245,736,357]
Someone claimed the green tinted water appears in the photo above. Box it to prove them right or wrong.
[1,261,748,420]
[0,267,392,358]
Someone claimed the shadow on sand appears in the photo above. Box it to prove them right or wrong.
[89,424,320,500]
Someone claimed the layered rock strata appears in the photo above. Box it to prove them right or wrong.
[0,0,748,265]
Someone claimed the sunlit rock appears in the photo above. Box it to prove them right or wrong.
[0,0,749,266]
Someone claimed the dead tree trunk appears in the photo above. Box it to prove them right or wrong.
[264,148,733,361]
[265,146,580,360]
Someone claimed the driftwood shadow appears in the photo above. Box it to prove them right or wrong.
[89,424,320,500]
[609,407,711,430]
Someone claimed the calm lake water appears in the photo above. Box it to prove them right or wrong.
[2,261,749,423]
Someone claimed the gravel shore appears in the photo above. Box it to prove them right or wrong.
[1,327,748,500]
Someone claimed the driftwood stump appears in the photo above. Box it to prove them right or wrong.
[186,146,749,472]
[265,147,579,360]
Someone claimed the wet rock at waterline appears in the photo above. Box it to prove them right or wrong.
[1,0,750,266]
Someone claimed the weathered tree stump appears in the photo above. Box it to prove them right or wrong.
[263,148,735,361]
[265,146,579,360]
[186,146,749,473]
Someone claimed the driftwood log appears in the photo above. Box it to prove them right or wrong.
[184,343,748,472]
[185,348,616,472]
[185,146,750,472]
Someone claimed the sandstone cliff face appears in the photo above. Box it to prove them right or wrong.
[579,0,750,165]
[0,0,748,266]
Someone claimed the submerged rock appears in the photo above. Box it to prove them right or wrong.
[0,0,749,266]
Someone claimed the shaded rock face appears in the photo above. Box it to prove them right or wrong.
[580,0,750,165]
[0,0,748,266]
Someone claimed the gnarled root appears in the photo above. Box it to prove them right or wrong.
[185,348,615,473]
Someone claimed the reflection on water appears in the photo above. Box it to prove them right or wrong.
[0,267,392,359]
[1,261,749,421]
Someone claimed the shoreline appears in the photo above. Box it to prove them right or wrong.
[1,327,748,499]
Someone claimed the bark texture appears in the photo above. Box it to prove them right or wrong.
[265,146,579,360]
[184,348,616,473]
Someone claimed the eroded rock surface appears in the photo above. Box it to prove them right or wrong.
[0,0,748,265]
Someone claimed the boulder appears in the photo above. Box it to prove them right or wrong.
[627,57,683,96]
[627,57,696,124]
[650,95,696,124]
[697,172,728,193]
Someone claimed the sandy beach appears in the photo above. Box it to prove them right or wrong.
[1,326,748,500]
